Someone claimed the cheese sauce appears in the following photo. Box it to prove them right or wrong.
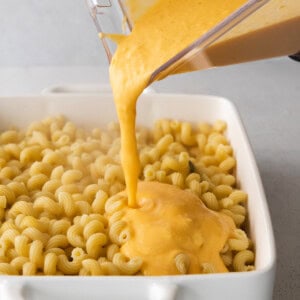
[110,0,246,206]
[121,182,235,275]
[108,0,245,274]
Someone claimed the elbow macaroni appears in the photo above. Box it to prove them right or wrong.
[0,116,254,275]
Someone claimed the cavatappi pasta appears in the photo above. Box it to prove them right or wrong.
[0,116,254,275]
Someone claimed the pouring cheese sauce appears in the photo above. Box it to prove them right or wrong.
[108,0,245,274]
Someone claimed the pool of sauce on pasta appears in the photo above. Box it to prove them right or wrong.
[108,0,245,274]
[121,182,234,275]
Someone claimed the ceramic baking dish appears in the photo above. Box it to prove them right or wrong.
[0,92,276,300]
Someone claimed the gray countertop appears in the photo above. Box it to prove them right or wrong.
[0,58,299,299]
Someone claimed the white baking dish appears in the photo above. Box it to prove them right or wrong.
[0,92,275,300]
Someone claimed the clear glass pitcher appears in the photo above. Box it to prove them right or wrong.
[86,0,300,83]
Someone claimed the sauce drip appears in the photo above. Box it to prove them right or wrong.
[108,0,244,274]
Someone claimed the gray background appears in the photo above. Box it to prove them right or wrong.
[0,0,300,299]
[0,0,106,67]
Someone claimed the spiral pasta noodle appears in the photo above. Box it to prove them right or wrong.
[0,116,254,275]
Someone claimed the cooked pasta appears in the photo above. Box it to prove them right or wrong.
[86,233,107,258]
[44,252,58,275]
[201,262,216,274]
[112,253,142,275]
[29,240,44,268]
[0,116,254,276]
[82,258,103,275]
[228,229,249,251]
[174,253,190,274]
[57,254,81,275]
[108,220,129,245]
[99,261,121,275]
[201,192,219,211]
[83,220,104,240]
[66,224,85,248]
[233,250,255,272]
[22,261,36,275]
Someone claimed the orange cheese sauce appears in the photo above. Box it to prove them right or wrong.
[109,0,246,207]
[121,182,235,275]
[108,0,245,274]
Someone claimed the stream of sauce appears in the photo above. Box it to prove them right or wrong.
[108,0,245,274]
[110,0,246,207]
